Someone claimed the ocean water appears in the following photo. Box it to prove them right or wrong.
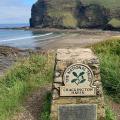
[0,23,29,28]
[0,29,62,49]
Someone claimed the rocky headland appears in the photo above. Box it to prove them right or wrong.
[30,0,120,30]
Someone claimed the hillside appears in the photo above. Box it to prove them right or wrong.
[30,0,120,30]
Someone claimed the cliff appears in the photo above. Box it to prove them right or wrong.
[30,0,120,29]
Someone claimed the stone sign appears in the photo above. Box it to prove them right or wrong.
[59,104,97,120]
[60,63,96,96]
[50,48,105,120]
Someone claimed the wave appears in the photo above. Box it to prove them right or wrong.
[0,32,53,42]
[35,33,64,43]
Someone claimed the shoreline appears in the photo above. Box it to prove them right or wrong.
[0,28,120,75]
[0,27,120,33]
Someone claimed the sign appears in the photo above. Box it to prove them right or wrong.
[59,104,97,120]
[60,63,96,96]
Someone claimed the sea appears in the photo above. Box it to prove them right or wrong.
[0,24,62,49]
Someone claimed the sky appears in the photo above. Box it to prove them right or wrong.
[0,0,37,24]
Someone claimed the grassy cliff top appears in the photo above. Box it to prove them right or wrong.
[81,0,120,9]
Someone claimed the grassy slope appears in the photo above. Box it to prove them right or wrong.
[91,38,120,103]
[81,0,120,28]
[47,0,77,28]
[0,52,54,120]
[108,18,120,28]
[47,0,120,28]
[81,0,120,9]
[90,38,120,120]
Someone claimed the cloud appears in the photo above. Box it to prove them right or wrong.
[0,0,36,24]
[0,7,30,23]
[0,0,25,7]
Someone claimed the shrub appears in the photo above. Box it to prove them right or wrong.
[92,39,120,102]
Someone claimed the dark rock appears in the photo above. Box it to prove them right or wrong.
[30,0,47,27]
[0,46,33,76]
[30,0,78,28]
[77,4,108,28]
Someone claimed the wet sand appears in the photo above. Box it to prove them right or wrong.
[39,29,120,49]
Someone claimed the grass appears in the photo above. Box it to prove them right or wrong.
[91,38,120,103]
[108,18,120,28]
[105,107,116,120]
[0,52,54,120]
[47,0,78,28]
[80,0,120,9]
[48,10,77,28]
[63,12,77,28]
[40,93,52,120]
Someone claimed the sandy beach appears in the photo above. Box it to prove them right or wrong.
[39,29,120,49]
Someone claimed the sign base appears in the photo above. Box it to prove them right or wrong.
[59,104,97,120]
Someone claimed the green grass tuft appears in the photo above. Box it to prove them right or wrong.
[108,18,120,28]
[40,93,52,120]
[91,39,120,103]
[105,107,116,120]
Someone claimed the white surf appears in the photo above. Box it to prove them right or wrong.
[0,32,53,42]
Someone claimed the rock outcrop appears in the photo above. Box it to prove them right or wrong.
[76,4,108,28]
[30,0,120,29]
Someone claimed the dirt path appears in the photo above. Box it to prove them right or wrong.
[109,101,120,120]
[12,85,52,120]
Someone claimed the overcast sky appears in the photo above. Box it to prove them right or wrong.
[0,0,37,24]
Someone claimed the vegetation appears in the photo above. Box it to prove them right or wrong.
[105,107,116,120]
[40,93,51,120]
[108,18,120,28]
[48,10,77,28]
[0,52,54,120]
[91,38,120,103]
[81,0,120,9]
[63,12,77,28]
